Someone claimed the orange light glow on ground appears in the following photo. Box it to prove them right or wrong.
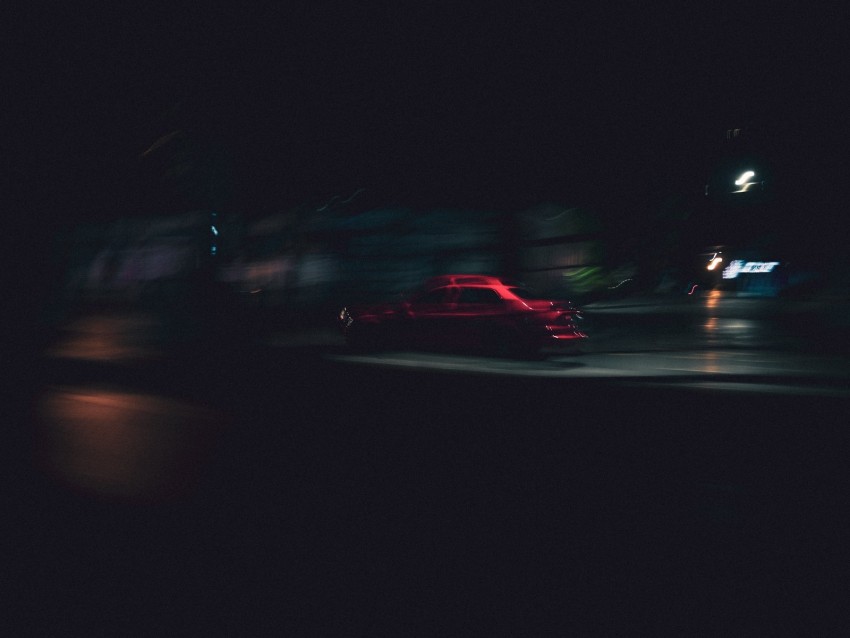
[35,386,221,501]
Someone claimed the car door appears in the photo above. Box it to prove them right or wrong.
[453,286,508,347]
[404,286,458,347]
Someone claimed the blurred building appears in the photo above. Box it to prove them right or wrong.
[55,199,615,318]
[514,203,605,296]
[56,210,240,308]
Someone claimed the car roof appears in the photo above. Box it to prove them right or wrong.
[423,274,505,289]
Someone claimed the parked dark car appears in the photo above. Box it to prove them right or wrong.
[338,274,587,357]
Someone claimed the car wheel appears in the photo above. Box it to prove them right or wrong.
[485,327,527,359]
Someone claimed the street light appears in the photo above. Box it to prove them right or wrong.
[707,253,723,270]
[732,170,761,193]
[705,169,763,197]
[734,170,755,186]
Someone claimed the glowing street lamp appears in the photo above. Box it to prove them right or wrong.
[734,170,755,186]
[732,169,761,193]
[707,256,723,270]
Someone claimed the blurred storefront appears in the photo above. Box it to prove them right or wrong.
[693,246,788,297]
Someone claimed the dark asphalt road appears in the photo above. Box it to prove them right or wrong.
[13,299,850,634]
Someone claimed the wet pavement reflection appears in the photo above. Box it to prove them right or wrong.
[35,385,221,501]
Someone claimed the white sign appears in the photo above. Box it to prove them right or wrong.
[722,260,779,279]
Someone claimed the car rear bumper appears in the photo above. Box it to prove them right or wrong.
[536,328,588,354]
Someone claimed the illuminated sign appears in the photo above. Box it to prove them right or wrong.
[722,260,779,279]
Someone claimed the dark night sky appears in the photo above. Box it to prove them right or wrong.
[8,5,848,221]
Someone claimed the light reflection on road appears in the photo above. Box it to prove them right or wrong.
[701,349,722,374]
[701,314,766,349]
[46,314,164,362]
[324,349,850,395]
[35,386,221,500]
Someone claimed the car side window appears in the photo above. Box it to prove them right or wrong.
[416,287,452,304]
[457,287,503,304]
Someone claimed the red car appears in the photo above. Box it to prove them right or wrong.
[338,274,587,357]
